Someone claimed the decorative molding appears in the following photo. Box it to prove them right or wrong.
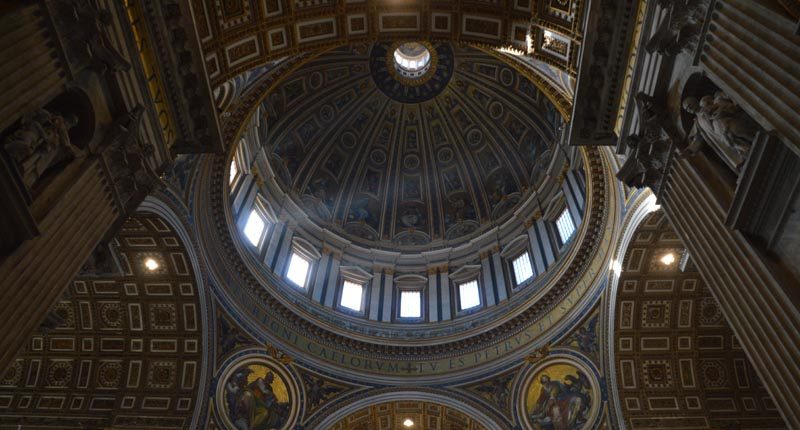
[131,0,224,154]
[191,144,615,382]
[568,0,642,146]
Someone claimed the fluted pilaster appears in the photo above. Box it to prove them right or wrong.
[663,157,800,428]
[0,4,67,132]
[0,158,118,371]
[700,0,800,155]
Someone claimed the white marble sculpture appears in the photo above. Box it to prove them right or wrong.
[3,109,82,190]
[682,91,759,172]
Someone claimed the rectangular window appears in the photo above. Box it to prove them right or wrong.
[340,280,364,312]
[556,209,576,243]
[458,280,481,310]
[286,252,311,288]
[512,252,534,285]
[243,209,266,246]
[229,160,239,185]
[399,291,422,318]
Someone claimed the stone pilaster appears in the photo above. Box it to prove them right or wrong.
[699,0,800,156]
[662,156,800,428]
[0,158,118,371]
[0,4,68,133]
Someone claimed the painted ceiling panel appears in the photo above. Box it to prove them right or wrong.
[263,43,562,249]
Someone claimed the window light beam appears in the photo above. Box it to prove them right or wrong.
[512,252,534,285]
[400,291,422,318]
[243,210,266,246]
[340,280,364,312]
[556,209,576,243]
[286,252,311,288]
[459,280,481,310]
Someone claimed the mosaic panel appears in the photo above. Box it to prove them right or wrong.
[261,44,560,249]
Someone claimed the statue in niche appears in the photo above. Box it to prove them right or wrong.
[682,91,760,172]
[3,108,83,190]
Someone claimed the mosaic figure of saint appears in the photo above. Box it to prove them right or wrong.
[529,371,591,430]
[227,368,290,430]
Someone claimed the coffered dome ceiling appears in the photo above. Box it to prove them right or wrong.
[262,43,561,249]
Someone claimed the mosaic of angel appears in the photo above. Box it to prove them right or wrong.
[527,364,592,430]
[224,364,291,430]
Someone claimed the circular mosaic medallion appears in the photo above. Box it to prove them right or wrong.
[53,302,75,328]
[699,297,723,325]
[340,131,357,149]
[437,147,454,164]
[403,154,421,170]
[466,128,484,147]
[370,149,387,165]
[489,101,505,120]
[215,354,300,430]
[500,67,515,87]
[700,360,728,388]
[518,357,601,430]
[319,105,335,123]
[308,71,323,89]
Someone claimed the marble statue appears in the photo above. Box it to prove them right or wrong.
[3,109,82,190]
[616,92,674,191]
[616,134,670,190]
[102,106,159,207]
[682,91,759,172]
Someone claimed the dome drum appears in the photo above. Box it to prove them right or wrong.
[223,43,592,335]
[2,1,797,428]
[198,42,615,384]
[203,144,612,384]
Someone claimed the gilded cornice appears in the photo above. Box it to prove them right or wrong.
[475,45,573,120]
